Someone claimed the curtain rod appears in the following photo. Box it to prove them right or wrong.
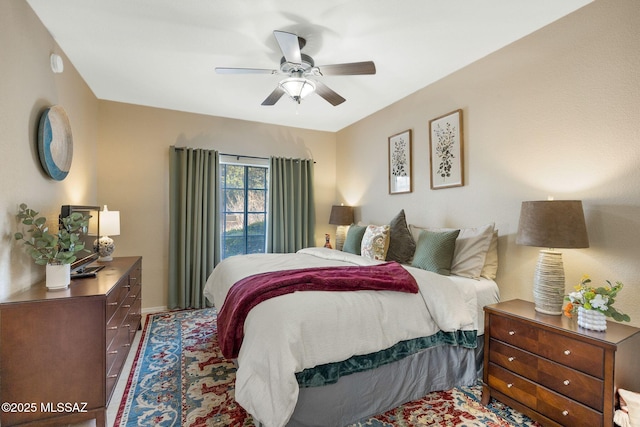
[220,153,268,161]
[173,147,315,163]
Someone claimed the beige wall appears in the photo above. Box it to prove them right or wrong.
[0,0,99,299]
[96,102,336,310]
[336,0,640,326]
[3,0,639,326]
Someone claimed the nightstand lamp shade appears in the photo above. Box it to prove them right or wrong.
[516,200,589,315]
[98,205,120,262]
[329,205,354,251]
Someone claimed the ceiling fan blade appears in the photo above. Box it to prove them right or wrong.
[317,61,376,76]
[314,81,346,106]
[273,30,302,64]
[261,86,286,106]
[215,67,277,75]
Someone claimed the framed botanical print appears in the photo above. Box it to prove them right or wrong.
[429,109,464,189]
[388,129,412,194]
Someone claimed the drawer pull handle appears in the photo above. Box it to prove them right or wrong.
[108,374,118,379]
[123,324,130,328]
[123,343,131,348]
[507,383,513,388]
[562,410,569,416]
[107,302,118,306]
[563,380,570,386]
[508,330,515,336]
[124,285,131,289]
[108,350,118,355]
[507,356,515,362]
[107,326,118,330]
[123,305,131,308]
[563,349,571,356]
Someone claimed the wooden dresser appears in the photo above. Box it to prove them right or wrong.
[0,256,142,427]
[482,299,640,427]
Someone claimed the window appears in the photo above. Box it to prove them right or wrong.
[219,155,269,259]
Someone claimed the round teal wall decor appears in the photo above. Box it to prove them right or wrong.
[37,105,73,180]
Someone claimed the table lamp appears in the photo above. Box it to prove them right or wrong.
[329,205,354,251]
[98,205,120,262]
[516,200,589,315]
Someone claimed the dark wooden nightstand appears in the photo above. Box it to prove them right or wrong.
[482,299,640,427]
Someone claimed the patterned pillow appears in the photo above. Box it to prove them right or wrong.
[411,229,460,275]
[342,224,367,255]
[385,209,416,264]
[361,225,390,261]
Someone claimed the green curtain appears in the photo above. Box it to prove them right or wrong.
[168,146,220,309]
[268,157,316,253]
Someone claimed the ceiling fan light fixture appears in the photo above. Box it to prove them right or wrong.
[279,77,316,104]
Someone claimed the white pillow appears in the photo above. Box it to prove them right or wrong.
[410,223,495,279]
[361,224,390,261]
[480,230,499,280]
[619,388,640,427]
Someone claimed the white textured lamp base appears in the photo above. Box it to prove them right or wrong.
[336,225,349,251]
[533,250,565,315]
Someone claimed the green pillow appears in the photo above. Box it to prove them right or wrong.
[411,229,460,275]
[342,224,367,254]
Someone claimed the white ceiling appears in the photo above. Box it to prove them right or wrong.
[27,0,592,132]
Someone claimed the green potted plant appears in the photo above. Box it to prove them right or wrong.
[14,203,91,290]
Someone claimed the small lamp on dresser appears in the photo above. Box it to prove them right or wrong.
[98,205,120,262]
[329,205,354,251]
[516,199,589,315]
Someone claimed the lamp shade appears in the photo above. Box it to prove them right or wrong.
[99,205,120,236]
[516,200,589,249]
[329,205,354,226]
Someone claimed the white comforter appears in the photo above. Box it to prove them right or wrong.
[203,247,479,427]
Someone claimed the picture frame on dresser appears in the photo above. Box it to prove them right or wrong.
[429,109,464,190]
[388,129,412,194]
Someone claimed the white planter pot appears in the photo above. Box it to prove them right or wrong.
[46,263,71,290]
[577,306,607,331]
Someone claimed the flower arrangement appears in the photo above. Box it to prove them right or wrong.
[564,274,630,322]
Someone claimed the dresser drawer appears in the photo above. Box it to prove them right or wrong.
[106,282,129,322]
[490,339,603,410]
[488,364,602,426]
[489,313,604,378]
[489,315,539,353]
[538,329,604,378]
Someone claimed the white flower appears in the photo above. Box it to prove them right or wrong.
[568,291,584,304]
[590,294,609,310]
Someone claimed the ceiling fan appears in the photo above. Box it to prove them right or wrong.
[215,30,376,106]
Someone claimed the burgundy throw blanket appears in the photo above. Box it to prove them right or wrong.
[217,262,418,359]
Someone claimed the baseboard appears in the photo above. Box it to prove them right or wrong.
[142,306,168,315]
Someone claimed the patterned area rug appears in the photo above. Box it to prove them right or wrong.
[115,308,541,426]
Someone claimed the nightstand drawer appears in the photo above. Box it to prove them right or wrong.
[489,339,603,410]
[489,313,604,378]
[488,364,602,426]
[489,315,539,352]
[537,329,604,378]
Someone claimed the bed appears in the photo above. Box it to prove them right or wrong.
[204,232,500,427]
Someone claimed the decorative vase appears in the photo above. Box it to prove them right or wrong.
[46,263,71,290]
[577,306,607,331]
